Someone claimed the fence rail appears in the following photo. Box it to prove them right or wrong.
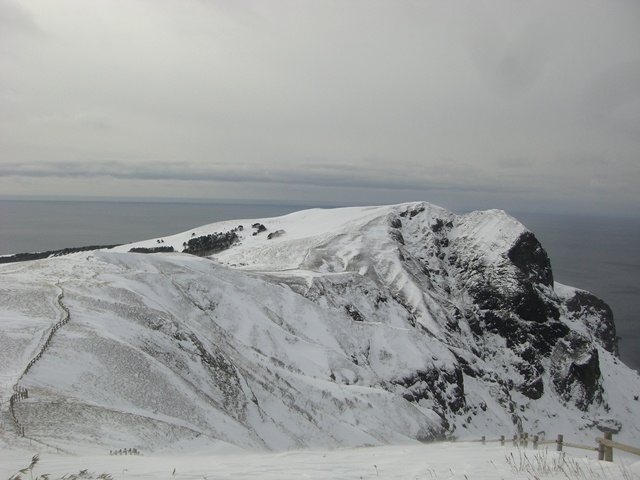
[596,435,640,460]
[471,432,639,463]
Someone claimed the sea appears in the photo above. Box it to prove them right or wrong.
[1,198,638,371]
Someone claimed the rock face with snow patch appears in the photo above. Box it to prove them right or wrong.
[1,202,638,453]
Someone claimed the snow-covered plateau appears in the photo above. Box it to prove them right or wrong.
[1,201,639,464]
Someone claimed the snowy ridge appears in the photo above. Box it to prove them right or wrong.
[1,201,639,455]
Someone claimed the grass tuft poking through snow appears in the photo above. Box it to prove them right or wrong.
[6,454,113,480]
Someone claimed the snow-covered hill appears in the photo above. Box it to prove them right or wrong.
[1,201,638,454]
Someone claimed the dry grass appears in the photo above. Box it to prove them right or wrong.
[506,448,637,480]
[6,455,113,480]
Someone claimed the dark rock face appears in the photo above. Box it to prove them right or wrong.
[345,304,365,322]
[551,332,603,411]
[389,228,405,245]
[564,290,618,356]
[394,365,466,423]
[508,232,554,287]
[410,214,605,411]
[505,232,560,323]
[511,283,560,323]
[452,232,559,324]
[469,312,573,400]
[474,312,570,356]
[448,231,565,402]
[472,235,558,324]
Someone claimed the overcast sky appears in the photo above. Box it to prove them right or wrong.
[1,1,638,215]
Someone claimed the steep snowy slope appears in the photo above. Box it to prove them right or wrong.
[1,202,638,454]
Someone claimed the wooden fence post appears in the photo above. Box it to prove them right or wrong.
[523,433,528,449]
[513,434,518,447]
[500,435,505,446]
[557,434,563,452]
[598,439,605,461]
[482,436,485,445]
[604,432,613,462]
[533,435,539,450]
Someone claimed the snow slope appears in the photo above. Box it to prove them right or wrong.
[1,201,638,456]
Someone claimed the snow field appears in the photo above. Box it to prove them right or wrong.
[2,442,639,480]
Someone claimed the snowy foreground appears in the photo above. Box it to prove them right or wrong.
[3,443,640,480]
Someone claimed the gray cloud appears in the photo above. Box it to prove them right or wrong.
[466,12,559,97]
[582,59,640,139]
[0,0,638,216]
[1,159,521,195]
[496,157,531,169]
[0,0,42,36]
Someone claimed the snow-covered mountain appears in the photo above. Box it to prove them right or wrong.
[1,202,638,454]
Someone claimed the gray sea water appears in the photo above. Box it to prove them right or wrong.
[1,199,638,371]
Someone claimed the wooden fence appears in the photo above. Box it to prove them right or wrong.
[474,432,640,463]
[8,283,71,437]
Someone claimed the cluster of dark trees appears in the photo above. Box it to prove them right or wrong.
[110,448,141,455]
[0,245,121,264]
[1,225,250,264]
[129,246,175,254]
[252,223,267,236]
[182,230,239,256]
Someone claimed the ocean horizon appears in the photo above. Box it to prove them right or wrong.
[1,198,638,371]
